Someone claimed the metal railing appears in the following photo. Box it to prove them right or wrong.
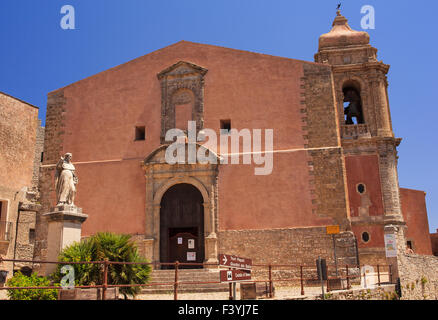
[0,257,393,300]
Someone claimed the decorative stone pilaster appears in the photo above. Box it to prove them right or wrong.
[142,238,155,264]
[377,139,403,221]
[42,205,88,275]
[204,233,218,267]
[369,73,393,138]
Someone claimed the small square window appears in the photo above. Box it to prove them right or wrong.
[135,126,145,141]
[220,119,231,133]
[29,228,35,242]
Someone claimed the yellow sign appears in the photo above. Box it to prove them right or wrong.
[326,225,340,235]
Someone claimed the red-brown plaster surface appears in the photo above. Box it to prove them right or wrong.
[49,41,337,235]
[400,188,433,255]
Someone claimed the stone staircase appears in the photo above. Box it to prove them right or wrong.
[141,268,230,294]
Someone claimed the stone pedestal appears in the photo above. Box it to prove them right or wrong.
[142,238,155,264]
[43,205,88,275]
[204,233,219,268]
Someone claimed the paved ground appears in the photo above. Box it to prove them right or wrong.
[0,284,365,300]
[134,285,360,300]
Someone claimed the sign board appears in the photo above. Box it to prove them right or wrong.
[384,234,397,258]
[188,239,195,249]
[219,254,252,270]
[326,225,340,235]
[220,269,251,283]
[187,252,196,261]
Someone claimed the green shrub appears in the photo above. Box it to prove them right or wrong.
[6,272,58,300]
[50,232,151,299]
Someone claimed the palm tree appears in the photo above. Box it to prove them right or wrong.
[51,232,151,299]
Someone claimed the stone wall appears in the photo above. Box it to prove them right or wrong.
[33,90,67,264]
[398,253,438,300]
[301,63,350,231]
[218,227,357,267]
[0,92,40,280]
[31,122,45,191]
[315,284,397,300]
[0,92,39,190]
[14,209,37,268]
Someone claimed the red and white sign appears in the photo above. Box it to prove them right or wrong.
[220,269,252,283]
[219,254,252,270]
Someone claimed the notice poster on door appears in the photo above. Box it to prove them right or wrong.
[384,234,397,258]
[188,239,195,249]
[187,252,196,261]
[177,237,182,245]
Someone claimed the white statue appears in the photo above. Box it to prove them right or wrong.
[55,153,78,206]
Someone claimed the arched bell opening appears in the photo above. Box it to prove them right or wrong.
[342,81,365,125]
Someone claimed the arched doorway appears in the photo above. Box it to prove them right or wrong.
[160,183,205,269]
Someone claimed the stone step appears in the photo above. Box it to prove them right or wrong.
[150,275,221,281]
[140,286,229,294]
[143,269,229,294]
[141,283,229,294]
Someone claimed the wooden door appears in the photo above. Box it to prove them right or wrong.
[160,184,204,268]
[169,231,200,268]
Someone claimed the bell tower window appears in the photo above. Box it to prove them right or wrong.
[343,86,364,125]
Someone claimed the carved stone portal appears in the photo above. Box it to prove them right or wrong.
[142,143,220,266]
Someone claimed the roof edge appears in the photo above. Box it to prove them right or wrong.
[0,90,39,109]
[48,40,327,95]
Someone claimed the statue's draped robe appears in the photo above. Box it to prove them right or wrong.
[56,162,76,204]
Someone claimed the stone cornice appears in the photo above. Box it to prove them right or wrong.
[332,61,390,75]
[341,136,402,148]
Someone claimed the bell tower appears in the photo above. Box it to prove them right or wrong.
[315,10,393,138]
[315,10,406,265]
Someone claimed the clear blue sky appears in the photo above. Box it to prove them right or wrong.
[1,1,437,232]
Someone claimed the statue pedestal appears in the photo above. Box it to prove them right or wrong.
[43,206,88,276]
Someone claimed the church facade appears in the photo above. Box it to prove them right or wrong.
[35,12,432,269]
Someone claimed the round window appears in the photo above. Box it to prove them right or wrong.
[361,232,370,243]
[357,183,366,194]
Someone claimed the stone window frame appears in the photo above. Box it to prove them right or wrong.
[361,231,371,244]
[356,182,367,195]
[220,119,231,135]
[406,238,415,251]
[157,61,208,144]
[134,126,146,141]
[0,199,9,222]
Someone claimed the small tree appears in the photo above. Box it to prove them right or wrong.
[6,272,58,300]
[51,232,151,299]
